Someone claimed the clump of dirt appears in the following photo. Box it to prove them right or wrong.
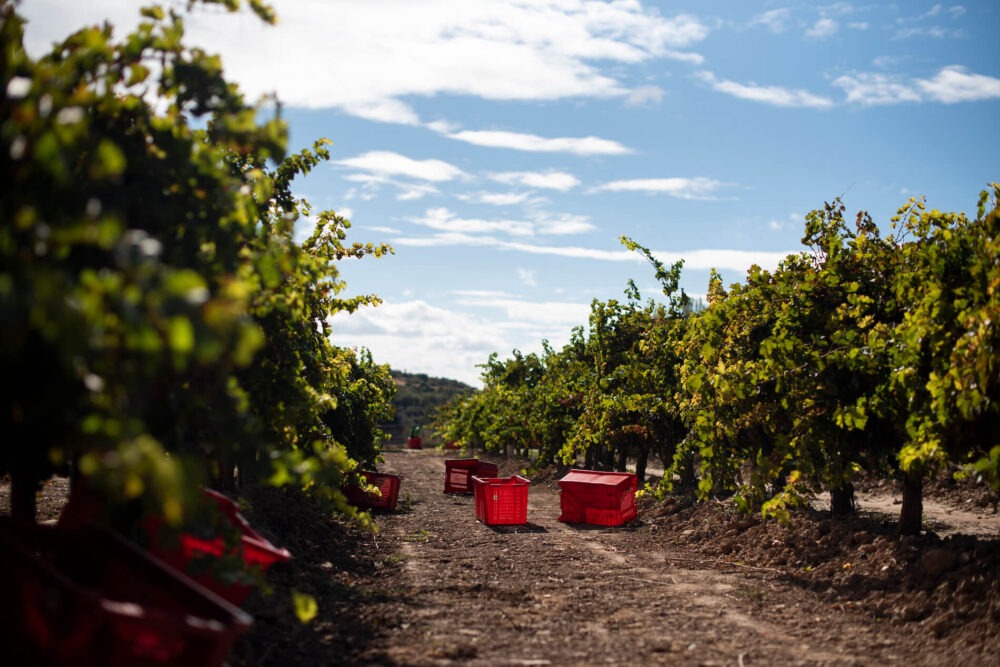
[856,468,1000,512]
[641,496,1000,652]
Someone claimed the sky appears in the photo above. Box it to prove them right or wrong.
[21,1,1000,387]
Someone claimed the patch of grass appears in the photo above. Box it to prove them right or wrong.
[403,528,431,543]
[379,553,407,567]
[397,493,415,512]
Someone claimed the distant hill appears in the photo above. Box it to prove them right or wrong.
[384,371,476,447]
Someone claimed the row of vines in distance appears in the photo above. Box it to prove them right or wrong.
[434,188,1000,535]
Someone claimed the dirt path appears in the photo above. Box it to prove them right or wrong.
[1,450,994,665]
[302,448,981,666]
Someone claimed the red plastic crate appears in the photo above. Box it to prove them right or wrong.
[444,459,499,493]
[472,475,530,525]
[557,470,637,527]
[342,471,402,511]
[147,489,291,606]
[0,518,252,667]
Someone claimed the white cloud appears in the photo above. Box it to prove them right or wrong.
[593,177,725,200]
[872,55,907,68]
[367,225,403,235]
[806,18,839,39]
[834,66,1000,105]
[327,300,505,387]
[893,3,965,40]
[392,233,794,274]
[651,249,791,273]
[916,66,1000,104]
[412,208,534,236]
[21,1,711,126]
[452,295,591,328]
[459,192,534,206]
[531,213,595,235]
[339,99,421,126]
[406,207,593,238]
[893,26,961,40]
[396,184,441,201]
[517,268,537,287]
[832,72,923,105]
[335,151,467,182]
[488,171,581,191]
[342,173,442,201]
[328,297,592,386]
[625,85,666,107]
[767,212,802,232]
[750,9,792,34]
[446,129,632,155]
[695,71,834,109]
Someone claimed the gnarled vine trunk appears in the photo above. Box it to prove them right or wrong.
[10,472,40,522]
[898,471,924,535]
[635,447,649,486]
[830,482,856,517]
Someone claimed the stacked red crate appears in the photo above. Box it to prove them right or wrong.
[444,459,499,493]
[557,470,637,527]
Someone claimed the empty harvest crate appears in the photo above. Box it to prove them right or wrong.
[444,459,499,493]
[557,469,638,527]
[0,518,252,667]
[472,475,531,525]
[147,489,292,606]
[343,471,403,511]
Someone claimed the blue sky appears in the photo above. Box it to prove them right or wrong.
[23,1,1000,387]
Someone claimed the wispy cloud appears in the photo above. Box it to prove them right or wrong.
[893,25,962,40]
[651,248,793,272]
[451,295,591,328]
[749,9,792,34]
[517,268,537,288]
[392,233,794,274]
[805,18,839,39]
[445,129,632,155]
[593,176,725,200]
[406,207,594,238]
[335,151,467,182]
[458,192,535,206]
[625,85,666,107]
[512,240,794,273]
[834,66,1000,105]
[695,71,834,109]
[532,213,595,235]
[411,208,535,237]
[893,3,966,40]
[342,174,442,201]
[488,171,581,191]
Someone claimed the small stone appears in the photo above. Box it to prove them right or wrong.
[919,548,956,578]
